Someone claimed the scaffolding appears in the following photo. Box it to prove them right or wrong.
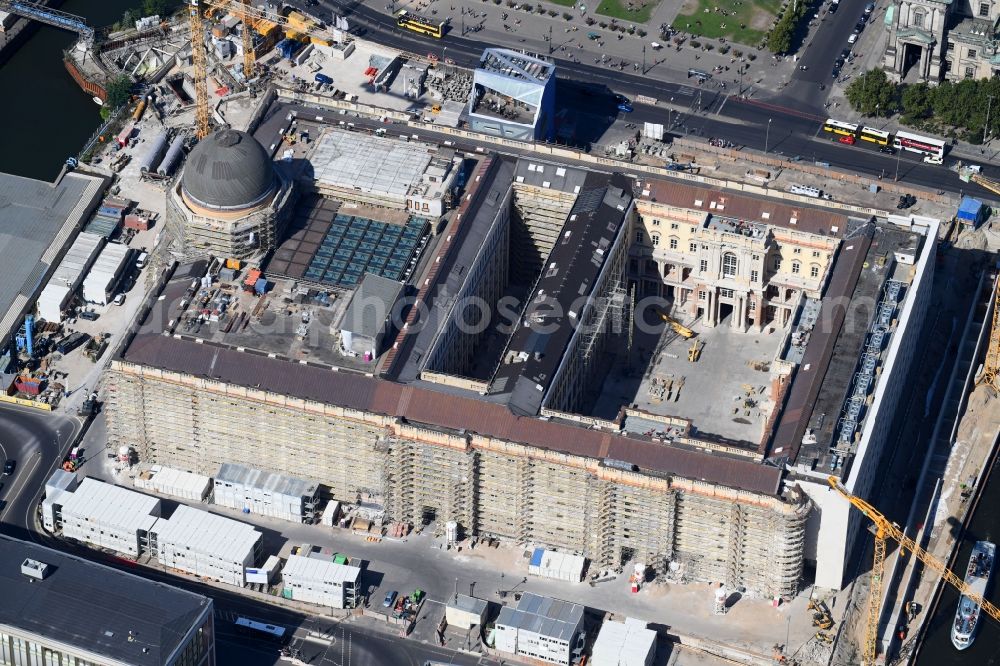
[107,361,810,598]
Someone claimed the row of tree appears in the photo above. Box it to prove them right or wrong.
[767,0,814,54]
[846,69,1000,144]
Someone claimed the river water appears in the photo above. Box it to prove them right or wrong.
[916,452,1000,665]
[0,0,148,181]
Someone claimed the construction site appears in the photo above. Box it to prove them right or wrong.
[100,58,942,604]
[5,1,994,663]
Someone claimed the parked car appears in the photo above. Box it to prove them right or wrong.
[848,32,858,44]
[865,1,875,13]
[839,135,856,145]
[617,102,634,113]
[879,145,895,154]
[383,591,397,607]
[113,293,126,306]
[79,310,99,321]
[3,460,14,476]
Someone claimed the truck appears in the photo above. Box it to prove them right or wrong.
[55,332,89,355]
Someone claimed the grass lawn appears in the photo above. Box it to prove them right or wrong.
[596,0,657,23]
[546,0,578,6]
[671,0,781,45]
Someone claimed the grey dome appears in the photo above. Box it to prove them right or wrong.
[181,129,275,211]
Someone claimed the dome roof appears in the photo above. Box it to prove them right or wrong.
[181,129,276,211]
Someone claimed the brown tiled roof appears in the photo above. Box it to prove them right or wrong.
[122,334,782,496]
[634,178,848,237]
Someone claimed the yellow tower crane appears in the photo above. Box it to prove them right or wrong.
[977,274,1000,391]
[827,475,1000,665]
[188,0,332,138]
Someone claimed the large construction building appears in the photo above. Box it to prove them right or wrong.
[106,121,938,596]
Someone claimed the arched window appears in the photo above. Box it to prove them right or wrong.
[912,8,925,28]
[722,252,738,278]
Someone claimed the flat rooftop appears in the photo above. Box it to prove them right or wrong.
[147,261,379,372]
[0,171,105,343]
[497,592,582,642]
[478,48,554,84]
[268,194,429,289]
[0,533,210,666]
[216,462,318,497]
[310,128,449,204]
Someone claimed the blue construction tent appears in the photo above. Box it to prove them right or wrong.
[957,196,987,227]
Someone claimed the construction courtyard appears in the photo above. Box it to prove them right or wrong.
[594,309,784,444]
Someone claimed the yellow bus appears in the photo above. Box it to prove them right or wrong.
[859,126,890,146]
[396,10,445,38]
[822,118,859,137]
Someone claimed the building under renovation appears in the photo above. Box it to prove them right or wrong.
[105,125,939,597]
[164,129,295,262]
[467,48,555,142]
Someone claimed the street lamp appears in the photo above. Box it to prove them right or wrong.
[642,45,646,74]
[669,96,674,129]
[894,144,902,181]
[765,118,772,155]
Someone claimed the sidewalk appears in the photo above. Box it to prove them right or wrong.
[384,0,799,96]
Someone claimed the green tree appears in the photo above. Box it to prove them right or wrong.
[119,9,136,30]
[767,20,793,54]
[845,69,897,117]
[900,83,933,122]
[104,74,133,111]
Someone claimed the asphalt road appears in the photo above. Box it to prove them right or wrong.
[0,404,80,533]
[299,0,1000,200]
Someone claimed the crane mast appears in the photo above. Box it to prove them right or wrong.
[188,0,211,139]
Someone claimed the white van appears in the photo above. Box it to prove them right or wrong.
[136,251,148,269]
